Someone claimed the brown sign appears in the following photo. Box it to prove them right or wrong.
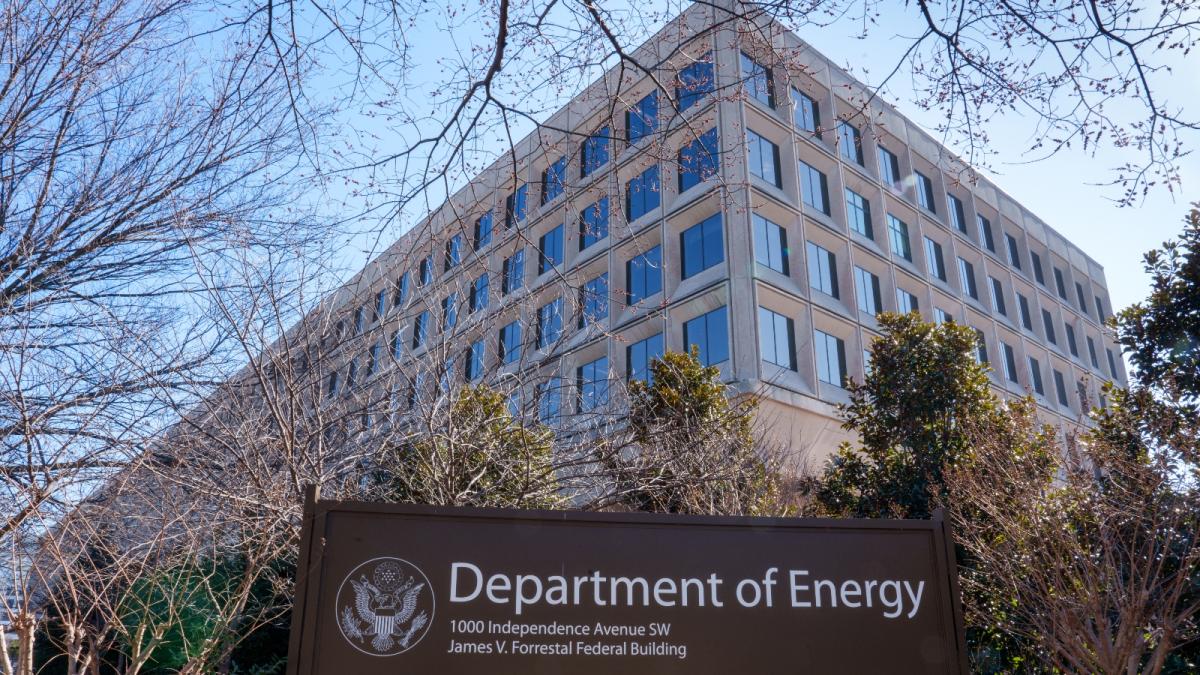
[286,490,968,674]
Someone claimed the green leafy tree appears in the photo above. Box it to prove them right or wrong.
[117,559,237,674]
[604,348,784,516]
[1117,203,1200,404]
[374,385,562,509]
[806,312,998,519]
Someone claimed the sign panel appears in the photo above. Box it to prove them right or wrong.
[287,492,967,674]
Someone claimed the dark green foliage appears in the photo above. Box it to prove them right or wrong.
[119,559,238,673]
[1117,204,1200,403]
[807,312,997,519]
[374,384,562,509]
[611,348,784,516]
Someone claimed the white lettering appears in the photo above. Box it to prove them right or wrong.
[450,562,482,603]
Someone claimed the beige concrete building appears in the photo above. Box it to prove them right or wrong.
[313,2,1126,468]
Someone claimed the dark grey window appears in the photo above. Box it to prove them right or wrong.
[683,306,729,367]
[753,214,789,275]
[759,307,796,370]
[854,267,882,316]
[806,241,838,298]
[845,189,873,239]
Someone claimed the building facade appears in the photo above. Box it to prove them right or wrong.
[310,2,1126,469]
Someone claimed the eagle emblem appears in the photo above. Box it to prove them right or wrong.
[336,557,434,656]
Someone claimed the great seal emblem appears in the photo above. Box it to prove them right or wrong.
[336,557,434,656]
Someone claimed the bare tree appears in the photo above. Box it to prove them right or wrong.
[0,0,327,667]
[213,0,1197,228]
[944,394,1200,673]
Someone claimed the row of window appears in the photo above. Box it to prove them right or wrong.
[736,54,1110,326]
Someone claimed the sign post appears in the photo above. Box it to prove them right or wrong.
[287,492,968,674]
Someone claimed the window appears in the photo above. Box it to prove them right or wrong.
[538,225,564,274]
[327,370,339,398]
[441,293,458,331]
[791,89,821,135]
[1107,348,1119,379]
[1066,324,1078,357]
[407,373,426,409]
[345,359,359,391]
[935,308,953,324]
[627,333,664,383]
[579,197,609,250]
[947,194,967,233]
[753,214,789,274]
[759,307,796,369]
[444,235,463,271]
[366,344,381,378]
[836,120,863,165]
[683,306,729,366]
[372,290,387,322]
[581,127,610,178]
[470,273,489,313]
[1054,370,1069,406]
[888,215,912,261]
[680,213,724,279]
[1029,357,1044,395]
[505,185,527,228]
[814,329,847,387]
[1095,296,1107,322]
[579,274,609,327]
[1075,282,1088,314]
[1042,309,1057,345]
[627,91,658,143]
[627,246,662,304]
[419,255,433,285]
[353,306,365,334]
[1005,234,1022,270]
[877,146,900,187]
[1018,294,1033,330]
[537,298,563,348]
[412,311,429,349]
[538,378,562,422]
[978,215,995,252]
[390,329,403,359]
[676,55,714,111]
[958,258,978,299]
[747,130,781,187]
[542,156,567,204]
[799,161,830,215]
[501,250,524,295]
[916,171,936,213]
[498,321,521,364]
[394,271,411,307]
[990,277,1007,316]
[1054,267,1067,299]
[1087,336,1099,368]
[896,288,919,314]
[678,129,719,192]
[465,341,485,381]
[854,267,882,316]
[925,237,947,281]
[806,241,839,298]
[626,165,660,221]
[577,357,610,411]
[741,52,774,107]
[845,189,873,238]
[1030,251,1045,285]
[474,211,493,250]
[1003,343,1018,382]
[974,329,989,364]
[1077,380,1089,410]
